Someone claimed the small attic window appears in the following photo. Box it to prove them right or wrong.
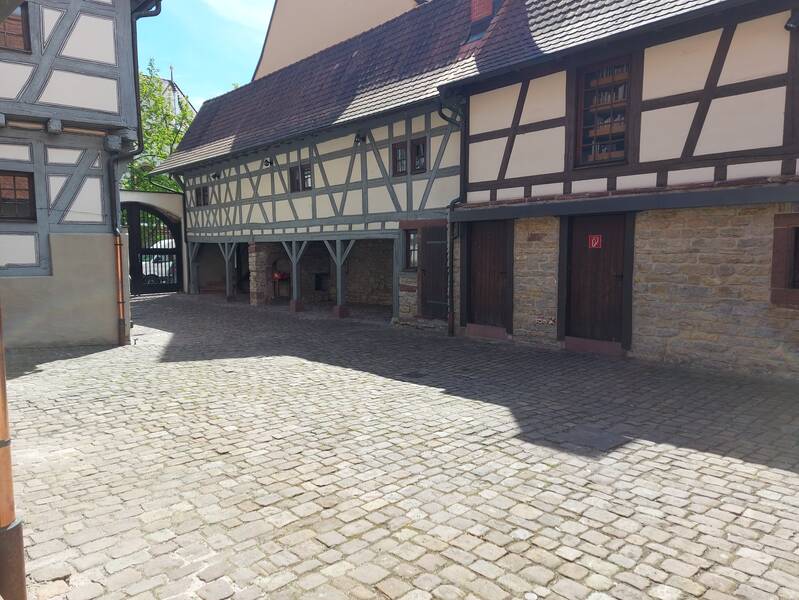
[467,0,501,42]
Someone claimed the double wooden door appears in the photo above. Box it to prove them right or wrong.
[566,214,626,342]
[467,220,513,332]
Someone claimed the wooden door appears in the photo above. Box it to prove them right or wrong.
[567,214,626,341]
[420,226,448,320]
[468,220,513,331]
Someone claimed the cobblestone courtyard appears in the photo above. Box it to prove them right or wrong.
[8,294,799,600]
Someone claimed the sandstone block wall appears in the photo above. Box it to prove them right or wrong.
[513,217,560,348]
[347,239,393,306]
[631,203,799,377]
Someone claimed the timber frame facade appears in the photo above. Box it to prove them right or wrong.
[177,103,462,319]
[161,0,799,377]
[0,0,160,347]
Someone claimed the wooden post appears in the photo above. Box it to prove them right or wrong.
[324,239,355,318]
[283,240,307,312]
[0,306,27,600]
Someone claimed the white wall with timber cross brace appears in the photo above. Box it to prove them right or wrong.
[181,105,462,245]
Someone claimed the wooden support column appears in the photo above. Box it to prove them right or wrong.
[0,307,27,600]
[188,242,201,295]
[392,235,402,321]
[324,239,356,318]
[218,242,237,302]
[282,240,308,312]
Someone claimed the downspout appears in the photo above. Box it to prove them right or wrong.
[107,0,162,346]
[439,101,467,337]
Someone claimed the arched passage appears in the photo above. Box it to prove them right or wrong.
[122,202,183,295]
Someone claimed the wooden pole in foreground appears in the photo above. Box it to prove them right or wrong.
[0,305,27,600]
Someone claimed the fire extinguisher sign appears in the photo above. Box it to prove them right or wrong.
[588,234,603,249]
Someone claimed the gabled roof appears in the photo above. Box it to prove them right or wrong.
[156,0,748,174]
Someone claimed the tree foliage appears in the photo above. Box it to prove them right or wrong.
[122,60,195,193]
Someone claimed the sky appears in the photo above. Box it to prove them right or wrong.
[137,0,275,109]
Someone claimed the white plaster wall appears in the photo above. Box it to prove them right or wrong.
[617,173,658,191]
[506,127,565,178]
[47,147,83,165]
[0,61,34,99]
[39,71,119,113]
[0,143,31,161]
[696,87,786,155]
[668,167,715,186]
[719,12,790,86]
[469,138,506,182]
[426,176,460,209]
[64,177,104,223]
[0,234,120,347]
[643,30,721,100]
[60,14,117,65]
[639,103,698,162]
[470,84,521,135]
[0,234,37,266]
[520,72,567,124]
[727,161,783,180]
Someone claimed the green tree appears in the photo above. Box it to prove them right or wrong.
[122,60,195,193]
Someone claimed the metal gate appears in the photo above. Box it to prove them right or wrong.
[122,202,183,295]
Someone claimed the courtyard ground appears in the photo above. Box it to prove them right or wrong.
[8,294,799,600]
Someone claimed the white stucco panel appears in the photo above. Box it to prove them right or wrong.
[257,174,272,197]
[63,177,104,223]
[342,190,362,216]
[470,83,521,135]
[48,175,69,206]
[572,179,608,194]
[0,143,31,162]
[667,167,715,186]
[639,103,698,162]
[531,182,564,197]
[320,155,351,186]
[469,138,506,182]
[61,14,117,64]
[367,187,395,213]
[643,29,721,100]
[617,173,658,191]
[316,196,335,219]
[727,161,783,180]
[316,135,353,156]
[275,200,293,222]
[719,12,790,86]
[293,196,312,220]
[41,7,64,47]
[520,71,567,124]
[506,127,566,178]
[39,71,119,113]
[0,62,34,99]
[495,187,525,202]
[47,147,83,165]
[696,87,786,155]
[0,234,37,267]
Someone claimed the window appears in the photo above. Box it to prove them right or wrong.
[578,58,630,166]
[411,138,427,174]
[0,4,30,52]
[771,214,799,309]
[289,165,312,193]
[0,171,35,221]
[194,186,210,207]
[405,230,418,270]
[392,142,408,177]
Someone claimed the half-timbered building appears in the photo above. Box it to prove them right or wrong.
[0,0,161,346]
[159,0,799,378]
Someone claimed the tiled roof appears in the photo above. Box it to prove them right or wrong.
[156,0,744,174]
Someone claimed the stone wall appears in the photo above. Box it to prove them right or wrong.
[398,270,419,321]
[512,217,560,347]
[249,242,291,305]
[631,203,799,377]
[347,239,393,306]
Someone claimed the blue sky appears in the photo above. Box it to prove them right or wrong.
[137,0,275,109]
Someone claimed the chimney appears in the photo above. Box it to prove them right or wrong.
[471,0,494,22]
[467,0,500,41]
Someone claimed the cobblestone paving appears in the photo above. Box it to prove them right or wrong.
[8,294,799,600]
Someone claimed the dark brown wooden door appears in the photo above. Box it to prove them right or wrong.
[420,226,448,320]
[567,214,626,341]
[468,220,513,331]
